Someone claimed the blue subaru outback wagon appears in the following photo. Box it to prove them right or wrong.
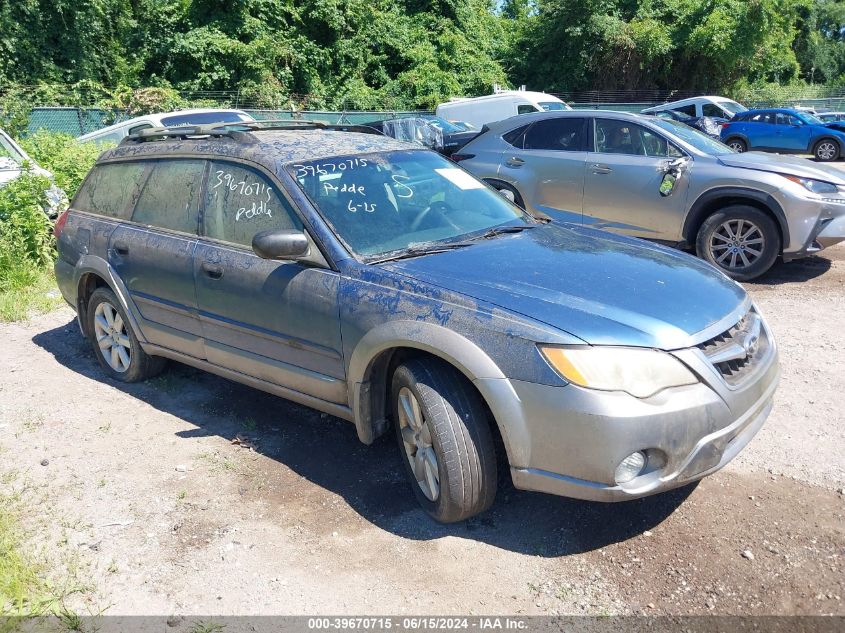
[54,121,780,522]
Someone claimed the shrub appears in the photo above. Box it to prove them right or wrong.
[18,131,109,200]
[0,173,55,272]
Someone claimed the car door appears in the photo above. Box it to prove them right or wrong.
[194,160,346,405]
[498,117,588,223]
[773,112,813,152]
[582,118,690,240]
[108,158,206,357]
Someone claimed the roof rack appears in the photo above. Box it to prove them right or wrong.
[124,119,384,143]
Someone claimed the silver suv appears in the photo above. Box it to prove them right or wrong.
[456,110,845,280]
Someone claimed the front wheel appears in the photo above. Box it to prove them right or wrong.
[813,139,840,162]
[696,206,780,281]
[392,358,497,523]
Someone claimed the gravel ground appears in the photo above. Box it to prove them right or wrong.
[0,242,843,617]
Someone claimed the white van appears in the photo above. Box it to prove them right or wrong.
[77,108,255,144]
[436,91,571,130]
[641,96,747,119]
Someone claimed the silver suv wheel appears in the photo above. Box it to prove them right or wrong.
[709,219,765,270]
[93,301,131,373]
[397,386,440,501]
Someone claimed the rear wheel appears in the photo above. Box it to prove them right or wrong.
[391,358,497,523]
[86,287,166,382]
[484,180,525,209]
[696,206,780,281]
[813,139,840,162]
[725,138,746,153]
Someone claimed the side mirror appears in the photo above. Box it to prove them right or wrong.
[252,229,309,260]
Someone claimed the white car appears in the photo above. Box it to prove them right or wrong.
[436,90,571,130]
[641,96,747,120]
[76,108,255,144]
[1,127,67,216]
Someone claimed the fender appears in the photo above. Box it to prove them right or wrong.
[682,186,790,249]
[346,320,524,456]
[72,255,147,343]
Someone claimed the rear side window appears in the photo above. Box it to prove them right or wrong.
[502,125,529,149]
[131,159,205,234]
[203,162,302,247]
[675,104,697,116]
[517,104,539,115]
[74,162,149,219]
[524,118,585,151]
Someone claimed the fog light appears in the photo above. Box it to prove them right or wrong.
[615,451,647,484]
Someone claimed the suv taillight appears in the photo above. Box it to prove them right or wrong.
[53,209,70,238]
[450,153,475,163]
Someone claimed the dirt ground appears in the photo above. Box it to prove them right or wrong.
[1,241,843,617]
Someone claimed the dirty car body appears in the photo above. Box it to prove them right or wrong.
[54,124,779,521]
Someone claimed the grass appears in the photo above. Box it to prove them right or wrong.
[0,267,64,322]
[0,482,59,616]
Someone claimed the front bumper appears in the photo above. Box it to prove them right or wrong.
[780,195,845,260]
[477,323,780,502]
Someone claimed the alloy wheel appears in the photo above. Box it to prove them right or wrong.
[397,386,440,501]
[728,141,745,152]
[93,301,131,373]
[816,141,837,161]
[709,219,765,270]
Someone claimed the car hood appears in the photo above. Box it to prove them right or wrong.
[383,223,747,349]
[717,151,845,185]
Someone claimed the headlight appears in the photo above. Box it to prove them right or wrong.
[539,346,698,398]
[781,174,838,194]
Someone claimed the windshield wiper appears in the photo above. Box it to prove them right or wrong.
[467,224,536,241]
[368,242,472,264]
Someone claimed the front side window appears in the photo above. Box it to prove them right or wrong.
[523,118,585,151]
[132,159,205,234]
[289,150,530,258]
[203,162,302,247]
[539,101,568,111]
[74,162,149,219]
[702,103,725,118]
[595,119,678,157]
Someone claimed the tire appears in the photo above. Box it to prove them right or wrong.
[725,138,746,153]
[484,179,525,209]
[813,138,840,162]
[86,287,166,382]
[695,206,780,281]
[391,358,497,523]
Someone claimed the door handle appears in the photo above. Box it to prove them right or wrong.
[201,262,224,279]
[113,241,129,255]
[505,156,525,167]
[591,163,612,174]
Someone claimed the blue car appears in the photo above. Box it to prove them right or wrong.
[54,121,779,522]
[721,108,845,162]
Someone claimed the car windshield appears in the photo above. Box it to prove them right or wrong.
[797,112,824,125]
[0,131,25,170]
[650,118,735,155]
[420,116,463,134]
[289,150,531,259]
[719,100,747,114]
[539,101,568,111]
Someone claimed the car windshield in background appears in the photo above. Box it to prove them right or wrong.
[798,112,824,125]
[421,116,464,134]
[289,150,530,259]
[539,102,567,111]
[720,100,747,114]
[159,111,251,127]
[0,132,25,170]
[650,118,735,155]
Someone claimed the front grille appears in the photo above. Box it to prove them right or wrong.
[697,311,768,385]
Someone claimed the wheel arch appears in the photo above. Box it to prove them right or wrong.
[347,321,518,463]
[682,188,788,253]
[73,256,146,343]
[811,135,843,154]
